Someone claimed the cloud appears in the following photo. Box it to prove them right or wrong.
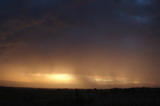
[0,35,22,56]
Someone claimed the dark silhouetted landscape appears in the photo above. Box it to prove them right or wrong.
[1,86,160,106]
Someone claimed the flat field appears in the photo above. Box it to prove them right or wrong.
[0,87,160,106]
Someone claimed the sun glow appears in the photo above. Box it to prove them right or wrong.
[46,74,75,83]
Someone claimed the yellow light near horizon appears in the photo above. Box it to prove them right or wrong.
[92,77,114,84]
[46,74,74,83]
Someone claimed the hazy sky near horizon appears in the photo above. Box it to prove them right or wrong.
[0,0,160,88]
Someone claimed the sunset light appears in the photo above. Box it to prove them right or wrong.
[46,74,75,83]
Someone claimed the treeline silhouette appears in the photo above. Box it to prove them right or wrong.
[0,86,160,106]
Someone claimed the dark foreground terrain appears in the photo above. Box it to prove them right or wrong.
[0,86,160,106]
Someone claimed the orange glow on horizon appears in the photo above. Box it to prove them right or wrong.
[46,74,76,84]
[0,66,155,88]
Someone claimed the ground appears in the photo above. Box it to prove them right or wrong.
[0,86,160,106]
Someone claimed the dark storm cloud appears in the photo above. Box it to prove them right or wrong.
[0,35,21,57]
[0,0,159,60]
[0,0,159,57]
[0,0,158,32]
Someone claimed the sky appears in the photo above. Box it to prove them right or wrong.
[0,0,160,88]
